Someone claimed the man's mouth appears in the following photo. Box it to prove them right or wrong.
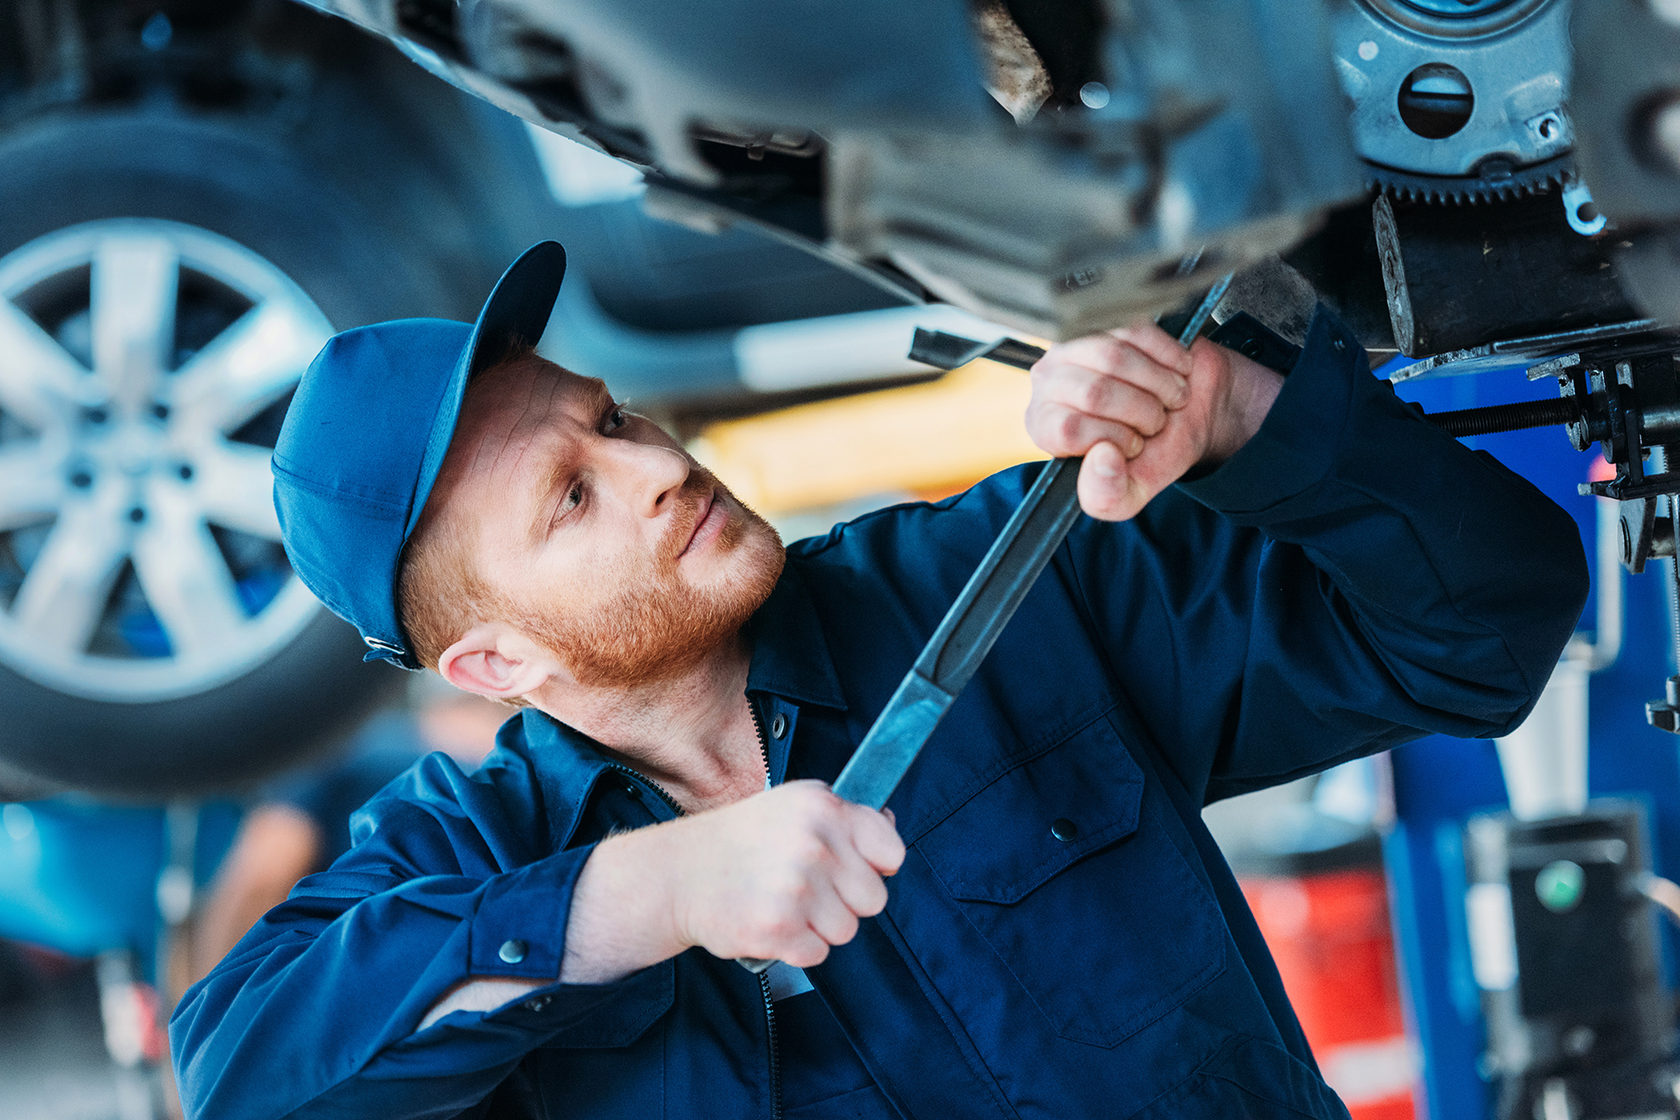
[678,488,724,558]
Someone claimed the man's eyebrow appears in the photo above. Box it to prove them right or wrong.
[527,449,571,540]
[577,378,615,417]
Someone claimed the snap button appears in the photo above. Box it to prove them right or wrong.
[1050,818,1079,842]
[498,939,528,964]
[771,713,788,739]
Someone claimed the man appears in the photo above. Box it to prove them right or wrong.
[171,241,1587,1119]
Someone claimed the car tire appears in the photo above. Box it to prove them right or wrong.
[0,102,507,796]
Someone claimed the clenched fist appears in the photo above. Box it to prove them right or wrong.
[1025,322,1284,521]
[666,780,905,967]
[562,781,905,982]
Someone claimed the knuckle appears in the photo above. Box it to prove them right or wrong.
[1073,375,1109,415]
[763,909,805,942]
[784,859,823,894]
[788,941,830,969]
[1052,408,1084,447]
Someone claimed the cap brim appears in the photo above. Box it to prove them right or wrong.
[403,241,568,539]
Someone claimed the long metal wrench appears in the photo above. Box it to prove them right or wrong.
[739,274,1231,974]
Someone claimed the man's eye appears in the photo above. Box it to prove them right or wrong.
[559,483,584,516]
[605,405,628,431]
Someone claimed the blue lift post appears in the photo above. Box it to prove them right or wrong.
[1386,364,1680,1118]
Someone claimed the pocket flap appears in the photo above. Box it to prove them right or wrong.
[918,715,1143,904]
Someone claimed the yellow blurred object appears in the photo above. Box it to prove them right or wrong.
[690,361,1047,515]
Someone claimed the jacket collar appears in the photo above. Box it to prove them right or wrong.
[743,560,847,713]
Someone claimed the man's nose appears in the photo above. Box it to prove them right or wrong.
[598,437,690,517]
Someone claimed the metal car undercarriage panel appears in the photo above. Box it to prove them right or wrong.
[290,0,1679,349]
[292,0,1370,339]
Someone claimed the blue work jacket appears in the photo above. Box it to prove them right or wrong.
[172,311,1589,1119]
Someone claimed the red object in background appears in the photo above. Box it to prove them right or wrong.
[1243,868,1416,1120]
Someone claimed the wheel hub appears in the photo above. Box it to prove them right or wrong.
[0,220,332,701]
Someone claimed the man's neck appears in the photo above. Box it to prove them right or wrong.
[530,634,765,814]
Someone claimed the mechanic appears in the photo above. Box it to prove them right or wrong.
[170,241,1588,1120]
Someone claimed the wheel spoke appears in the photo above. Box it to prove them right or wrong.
[92,233,179,412]
[8,482,132,655]
[0,300,85,431]
[0,440,69,531]
[191,439,281,540]
[169,298,324,434]
[131,481,250,657]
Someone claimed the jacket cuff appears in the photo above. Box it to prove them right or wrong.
[462,843,676,1044]
[1178,305,1366,516]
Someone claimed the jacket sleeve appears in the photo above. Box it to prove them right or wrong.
[1064,307,1591,804]
[169,750,673,1120]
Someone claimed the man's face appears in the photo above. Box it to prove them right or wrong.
[427,353,784,688]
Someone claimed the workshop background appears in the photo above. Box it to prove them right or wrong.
[2,2,1679,1120]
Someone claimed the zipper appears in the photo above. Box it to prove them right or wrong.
[603,703,783,1120]
[747,698,784,1120]
[603,761,683,819]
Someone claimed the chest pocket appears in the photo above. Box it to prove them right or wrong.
[914,711,1226,1048]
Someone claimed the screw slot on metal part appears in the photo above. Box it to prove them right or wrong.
[128,508,146,524]
[151,403,170,421]
[177,464,193,481]
[1398,64,1474,140]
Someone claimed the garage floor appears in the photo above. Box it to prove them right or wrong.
[0,963,139,1120]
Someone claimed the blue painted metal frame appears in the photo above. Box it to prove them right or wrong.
[0,798,241,979]
[1386,363,1680,1118]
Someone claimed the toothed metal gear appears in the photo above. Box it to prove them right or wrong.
[1367,153,1573,205]
[1332,0,1574,206]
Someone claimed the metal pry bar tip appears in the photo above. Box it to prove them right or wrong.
[908,330,1046,372]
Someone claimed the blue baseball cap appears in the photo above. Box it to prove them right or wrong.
[272,241,568,670]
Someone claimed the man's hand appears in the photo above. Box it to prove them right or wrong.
[665,781,905,967]
[1025,322,1285,521]
[561,781,905,983]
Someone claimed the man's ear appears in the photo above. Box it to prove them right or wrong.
[437,624,555,701]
